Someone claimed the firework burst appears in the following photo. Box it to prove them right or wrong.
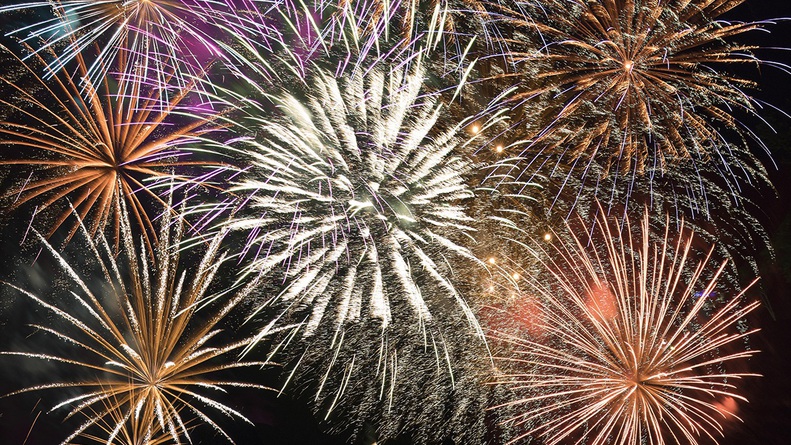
[0,42,230,249]
[208,60,496,438]
[491,0,776,180]
[0,0,229,88]
[0,210,281,444]
[491,208,760,445]
[227,60,480,337]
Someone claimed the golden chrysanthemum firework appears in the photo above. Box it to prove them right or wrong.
[1,211,281,444]
[494,0,771,177]
[492,209,760,445]
[0,43,229,248]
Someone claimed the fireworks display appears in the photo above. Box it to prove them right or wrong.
[491,210,760,445]
[0,0,787,443]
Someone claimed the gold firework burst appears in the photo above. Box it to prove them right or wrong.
[1,211,280,444]
[491,208,760,445]
[495,0,768,176]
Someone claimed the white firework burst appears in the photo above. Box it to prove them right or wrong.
[0,0,236,89]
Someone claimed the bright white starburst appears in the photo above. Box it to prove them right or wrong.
[226,60,481,339]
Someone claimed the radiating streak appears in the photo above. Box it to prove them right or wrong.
[492,208,760,445]
[2,210,285,444]
[0,0,233,89]
[0,42,233,249]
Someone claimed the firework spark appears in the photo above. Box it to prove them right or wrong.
[1,210,280,444]
[223,0,490,81]
[0,0,228,88]
[509,144,774,294]
[492,208,760,445]
[75,395,184,445]
[308,0,488,74]
[0,42,230,248]
[226,60,481,337]
[206,61,495,437]
[491,0,776,178]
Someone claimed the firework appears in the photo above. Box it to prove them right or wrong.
[0,42,231,249]
[0,210,281,444]
[264,308,495,444]
[228,0,491,81]
[0,0,231,88]
[491,208,761,445]
[490,0,775,181]
[75,395,184,445]
[181,0,311,84]
[504,143,774,294]
[210,60,494,439]
[227,60,480,337]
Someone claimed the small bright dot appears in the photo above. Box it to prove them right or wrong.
[543,233,552,242]
[470,124,480,134]
[488,257,496,264]
[488,285,495,292]
[623,60,634,72]
[495,144,504,153]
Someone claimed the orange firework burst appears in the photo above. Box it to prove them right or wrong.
[0,42,229,249]
[491,208,760,445]
[494,0,772,176]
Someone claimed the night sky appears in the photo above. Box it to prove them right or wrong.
[1,1,791,444]
[720,1,791,444]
